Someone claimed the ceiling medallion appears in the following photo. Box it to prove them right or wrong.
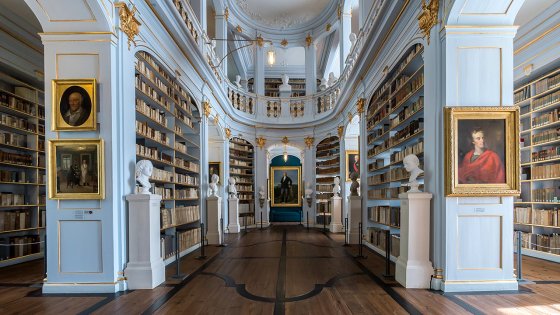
[281,39,288,47]
[236,25,243,33]
[304,136,314,149]
[418,0,439,45]
[256,136,266,149]
[235,0,313,28]
[115,2,141,50]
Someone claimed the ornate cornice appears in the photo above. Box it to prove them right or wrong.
[304,136,314,149]
[256,136,266,149]
[418,0,439,45]
[115,2,141,50]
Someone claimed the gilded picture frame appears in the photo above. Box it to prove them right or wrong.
[52,79,97,131]
[270,166,302,207]
[48,139,105,199]
[444,106,520,196]
[208,161,221,185]
[345,150,359,181]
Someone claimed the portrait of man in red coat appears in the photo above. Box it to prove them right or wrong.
[458,127,505,184]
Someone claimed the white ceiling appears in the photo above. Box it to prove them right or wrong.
[0,0,42,31]
[514,0,558,26]
[235,0,332,28]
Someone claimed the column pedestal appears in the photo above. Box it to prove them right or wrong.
[396,192,433,288]
[207,196,222,244]
[348,196,362,244]
[228,197,240,233]
[330,196,343,233]
[124,194,165,289]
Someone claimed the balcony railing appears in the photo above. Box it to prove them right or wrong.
[171,0,386,122]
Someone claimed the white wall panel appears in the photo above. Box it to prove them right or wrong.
[457,47,501,106]
[457,215,502,269]
[56,53,99,79]
[59,220,102,273]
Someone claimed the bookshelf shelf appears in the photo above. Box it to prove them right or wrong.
[229,137,255,225]
[514,66,560,263]
[315,136,340,225]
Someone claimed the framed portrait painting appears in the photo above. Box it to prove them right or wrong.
[444,107,520,196]
[48,139,105,199]
[208,162,221,184]
[270,166,301,207]
[345,150,359,181]
[52,79,97,131]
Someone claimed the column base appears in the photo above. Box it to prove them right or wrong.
[42,281,121,294]
[395,259,434,288]
[228,224,240,233]
[207,232,220,244]
[124,260,165,289]
[442,279,518,292]
[329,223,344,233]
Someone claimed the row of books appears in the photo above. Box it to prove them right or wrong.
[316,184,334,192]
[316,193,334,200]
[160,227,201,259]
[532,164,560,179]
[367,167,412,185]
[394,73,424,106]
[514,207,559,226]
[230,170,253,176]
[317,166,339,175]
[517,231,560,255]
[531,147,560,162]
[535,72,560,95]
[0,235,41,261]
[135,76,172,111]
[317,201,331,214]
[136,98,168,127]
[0,210,31,231]
[236,184,253,191]
[0,170,29,183]
[390,141,424,164]
[0,91,43,117]
[229,143,253,153]
[136,121,169,146]
[0,131,27,148]
[367,124,390,144]
[150,168,199,185]
[174,108,193,129]
[230,159,252,167]
[532,108,559,128]
[136,143,173,164]
[367,228,390,251]
[533,89,560,110]
[368,186,408,199]
[161,205,200,229]
[533,188,560,203]
[316,156,339,167]
[368,159,385,172]
[515,86,531,104]
[390,97,424,128]
[0,193,25,206]
[368,206,400,227]
[394,44,423,78]
[532,127,559,145]
[0,113,43,135]
[136,62,173,97]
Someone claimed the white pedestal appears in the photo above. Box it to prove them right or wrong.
[228,197,240,233]
[396,192,434,288]
[207,196,222,244]
[330,196,343,233]
[279,84,291,97]
[124,194,165,289]
[348,196,362,244]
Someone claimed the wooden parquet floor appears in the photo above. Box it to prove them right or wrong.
[0,225,560,314]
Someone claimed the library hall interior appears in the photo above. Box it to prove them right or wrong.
[1,0,560,314]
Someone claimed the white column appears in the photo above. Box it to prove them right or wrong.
[255,44,265,95]
[330,196,343,232]
[223,140,231,227]
[303,146,316,225]
[206,196,222,244]
[348,196,362,244]
[396,192,433,288]
[215,12,227,72]
[339,11,352,74]
[200,114,209,226]
[305,43,317,95]
[439,26,518,292]
[124,194,165,289]
[255,145,270,226]
[227,197,240,233]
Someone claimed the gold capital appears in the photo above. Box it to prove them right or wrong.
[337,126,344,139]
[418,0,439,45]
[203,101,211,118]
[281,136,289,145]
[304,136,314,149]
[224,7,229,21]
[224,128,231,139]
[281,39,288,47]
[305,34,312,47]
[256,35,264,47]
[115,2,141,50]
[356,98,365,115]
[256,137,266,149]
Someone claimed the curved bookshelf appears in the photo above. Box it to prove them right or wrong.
[229,137,255,226]
[315,136,340,225]
[135,51,201,265]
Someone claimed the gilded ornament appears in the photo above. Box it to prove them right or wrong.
[281,39,288,47]
[281,136,289,145]
[256,35,264,47]
[224,128,231,139]
[224,7,229,21]
[256,137,266,149]
[213,113,220,124]
[337,126,344,138]
[305,34,312,47]
[348,112,353,123]
[356,98,365,114]
[304,136,314,149]
[115,2,141,50]
[203,101,211,118]
[326,23,331,32]
[418,0,439,45]
[236,25,243,33]
[337,5,341,19]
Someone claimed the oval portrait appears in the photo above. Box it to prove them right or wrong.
[59,86,92,127]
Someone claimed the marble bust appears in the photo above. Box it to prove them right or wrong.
[349,33,357,49]
[279,74,291,93]
[209,173,219,197]
[304,182,313,199]
[258,185,266,200]
[349,171,360,196]
[135,160,153,194]
[234,75,242,89]
[320,78,328,91]
[402,154,423,192]
[327,72,337,87]
[332,176,341,197]
[228,177,238,199]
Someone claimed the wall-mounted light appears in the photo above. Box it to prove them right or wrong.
[283,150,288,162]
[267,47,276,66]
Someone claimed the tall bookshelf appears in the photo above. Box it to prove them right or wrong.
[365,43,424,260]
[248,78,317,97]
[514,67,560,263]
[135,51,201,264]
[0,72,46,267]
[315,136,340,225]
[229,137,255,227]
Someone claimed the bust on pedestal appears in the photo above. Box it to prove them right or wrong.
[125,160,165,289]
[227,177,240,233]
[207,174,222,244]
[330,177,343,233]
[396,154,433,288]
[278,74,292,98]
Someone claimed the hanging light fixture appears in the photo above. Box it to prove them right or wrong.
[282,136,289,162]
[267,45,276,66]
